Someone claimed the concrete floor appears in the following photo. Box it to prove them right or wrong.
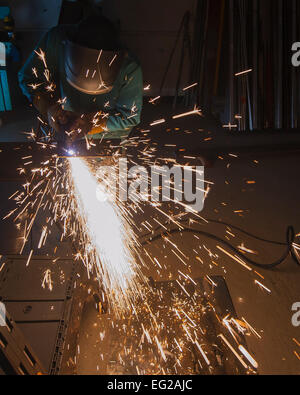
[202,153,300,375]
[75,151,300,375]
[0,99,300,375]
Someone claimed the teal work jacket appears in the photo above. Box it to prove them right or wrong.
[18,25,143,140]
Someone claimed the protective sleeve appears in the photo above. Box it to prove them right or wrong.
[105,60,143,136]
[18,27,60,102]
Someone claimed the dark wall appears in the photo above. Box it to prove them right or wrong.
[6,0,198,95]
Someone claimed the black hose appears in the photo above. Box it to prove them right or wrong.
[141,224,299,270]
[143,218,288,246]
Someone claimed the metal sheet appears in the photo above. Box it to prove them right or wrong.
[0,182,24,254]
[77,276,249,375]
[5,301,64,322]
[0,257,74,301]
[18,322,60,372]
[0,255,77,373]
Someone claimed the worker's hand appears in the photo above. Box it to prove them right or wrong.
[66,113,107,142]
[66,114,94,143]
[47,103,74,134]
[87,114,108,137]
[33,92,56,118]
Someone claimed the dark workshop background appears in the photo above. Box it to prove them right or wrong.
[1,0,300,134]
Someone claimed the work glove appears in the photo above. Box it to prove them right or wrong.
[47,103,77,143]
[66,113,108,143]
[33,93,76,143]
[66,114,93,143]
[47,103,75,131]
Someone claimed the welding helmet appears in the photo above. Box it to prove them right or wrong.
[64,15,124,95]
[64,41,124,95]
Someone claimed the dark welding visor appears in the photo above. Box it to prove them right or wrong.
[64,40,124,95]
